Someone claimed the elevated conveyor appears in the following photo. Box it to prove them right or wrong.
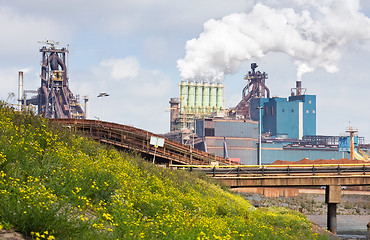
[53,119,238,166]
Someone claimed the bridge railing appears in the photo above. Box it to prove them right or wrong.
[170,164,370,178]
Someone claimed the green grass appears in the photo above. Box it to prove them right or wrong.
[0,103,330,239]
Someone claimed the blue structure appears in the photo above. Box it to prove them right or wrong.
[250,95,316,139]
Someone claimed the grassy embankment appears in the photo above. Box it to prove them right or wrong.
[0,103,330,239]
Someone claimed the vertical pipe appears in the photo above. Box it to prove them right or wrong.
[299,102,303,140]
[188,81,195,113]
[202,82,210,114]
[216,83,224,111]
[296,80,302,96]
[195,82,202,114]
[258,106,263,166]
[180,81,188,113]
[350,132,354,160]
[83,95,89,119]
[209,82,217,112]
[169,98,180,131]
[18,71,24,110]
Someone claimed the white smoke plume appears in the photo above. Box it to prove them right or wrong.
[177,0,370,82]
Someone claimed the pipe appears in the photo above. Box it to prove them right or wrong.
[261,81,270,98]
[296,80,302,96]
[18,71,24,110]
[83,95,89,119]
[41,85,49,118]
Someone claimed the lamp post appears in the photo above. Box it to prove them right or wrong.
[97,92,109,120]
[257,106,264,166]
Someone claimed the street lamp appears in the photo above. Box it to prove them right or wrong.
[257,106,264,166]
[97,92,109,120]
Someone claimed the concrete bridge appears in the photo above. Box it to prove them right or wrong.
[173,164,370,235]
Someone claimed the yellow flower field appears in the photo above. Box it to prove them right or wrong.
[0,103,330,240]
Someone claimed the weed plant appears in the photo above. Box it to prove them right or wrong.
[0,103,330,239]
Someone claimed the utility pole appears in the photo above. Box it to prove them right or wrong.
[257,106,264,166]
[97,92,109,121]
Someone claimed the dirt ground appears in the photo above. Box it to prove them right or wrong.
[0,229,29,240]
[237,190,370,215]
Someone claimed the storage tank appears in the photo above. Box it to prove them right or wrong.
[187,81,195,113]
[216,83,224,111]
[180,81,188,112]
[202,82,210,114]
[210,82,217,111]
[195,82,202,114]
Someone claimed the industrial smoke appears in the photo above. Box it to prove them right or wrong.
[177,0,370,82]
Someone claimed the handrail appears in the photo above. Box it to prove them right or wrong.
[170,163,370,168]
[170,164,370,177]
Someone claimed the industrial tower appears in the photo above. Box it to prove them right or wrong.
[30,41,85,119]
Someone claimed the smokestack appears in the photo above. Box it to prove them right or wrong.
[18,71,24,110]
[83,95,89,119]
[296,80,302,96]
[169,98,180,131]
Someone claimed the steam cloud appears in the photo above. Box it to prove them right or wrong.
[177,0,370,82]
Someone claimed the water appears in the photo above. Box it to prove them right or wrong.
[307,215,369,239]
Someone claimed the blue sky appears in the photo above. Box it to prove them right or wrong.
[1,0,370,141]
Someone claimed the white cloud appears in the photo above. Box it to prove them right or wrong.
[0,6,68,59]
[100,57,140,80]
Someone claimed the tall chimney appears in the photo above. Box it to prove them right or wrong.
[296,80,302,96]
[18,71,24,110]
[169,98,180,131]
[83,95,89,119]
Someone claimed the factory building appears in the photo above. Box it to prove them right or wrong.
[195,118,258,164]
[167,63,365,164]
[249,94,316,139]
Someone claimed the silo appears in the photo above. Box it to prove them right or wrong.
[195,82,202,114]
[210,82,217,112]
[180,81,188,113]
[216,83,224,111]
[202,82,210,114]
[187,81,195,113]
